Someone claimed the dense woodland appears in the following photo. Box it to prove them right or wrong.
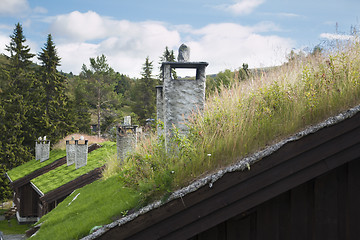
[0,23,251,201]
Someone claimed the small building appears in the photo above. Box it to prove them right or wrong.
[6,143,102,223]
[84,105,360,240]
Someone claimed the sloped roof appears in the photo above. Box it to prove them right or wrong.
[7,143,102,190]
[31,142,116,195]
[7,149,66,183]
[83,105,360,240]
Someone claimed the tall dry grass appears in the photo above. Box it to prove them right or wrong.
[113,39,360,200]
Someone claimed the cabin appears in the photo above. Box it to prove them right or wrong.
[6,143,102,223]
[84,105,360,240]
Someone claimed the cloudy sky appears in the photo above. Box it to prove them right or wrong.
[0,0,359,77]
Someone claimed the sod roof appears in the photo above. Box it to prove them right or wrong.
[31,141,116,195]
[7,149,66,182]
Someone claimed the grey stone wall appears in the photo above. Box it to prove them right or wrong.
[66,138,88,169]
[117,125,137,163]
[66,140,76,166]
[75,140,88,169]
[35,139,50,162]
[40,140,50,162]
[159,62,208,141]
[35,141,41,160]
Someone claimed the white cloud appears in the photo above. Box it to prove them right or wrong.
[320,33,355,41]
[50,11,109,42]
[217,0,265,15]
[49,11,293,77]
[56,42,98,73]
[0,0,30,17]
[182,23,294,75]
[0,33,9,54]
[51,11,181,76]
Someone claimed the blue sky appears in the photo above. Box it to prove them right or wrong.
[0,0,359,77]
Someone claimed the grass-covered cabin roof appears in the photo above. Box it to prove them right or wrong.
[31,141,116,195]
[7,149,66,182]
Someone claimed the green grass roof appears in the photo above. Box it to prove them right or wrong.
[31,176,141,240]
[31,141,116,194]
[7,149,66,182]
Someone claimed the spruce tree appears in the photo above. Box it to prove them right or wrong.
[131,56,157,124]
[5,23,35,74]
[0,23,42,200]
[159,46,177,80]
[37,34,75,143]
[2,22,36,154]
[0,63,32,201]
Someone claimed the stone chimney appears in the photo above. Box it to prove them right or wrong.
[66,137,76,166]
[35,136,50,162]
[35,137,42,160]
[158,44,208,143]
[66,136,88,169]
[75,137,88,169]
[117,116,137,163]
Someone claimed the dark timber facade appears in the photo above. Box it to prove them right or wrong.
[90,108,360,240]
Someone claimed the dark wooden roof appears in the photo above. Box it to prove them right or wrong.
[84,106,360,240]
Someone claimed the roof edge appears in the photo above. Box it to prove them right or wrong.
[5,172,12,183]
[31,181,44,197]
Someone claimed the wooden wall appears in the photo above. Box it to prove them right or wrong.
[190,160,360,240]
[19,183,39,217]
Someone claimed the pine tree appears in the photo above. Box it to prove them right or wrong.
[80,54,121,137]
[5,23,35,75]
[0,64,32,201]
[0,23,46,201]
[1,22,36,153]
[37,34,76,143]
[159,46,177,80]
[131,56,157,124]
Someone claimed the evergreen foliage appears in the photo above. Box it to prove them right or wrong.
[5,23,35,73]
[131,56,157,125]
[0,23,35,200]
[66,76,92,134]
[80,54,122,137]
[159,46,177,80]
[0,24,76,201]
[37,34,76,143]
